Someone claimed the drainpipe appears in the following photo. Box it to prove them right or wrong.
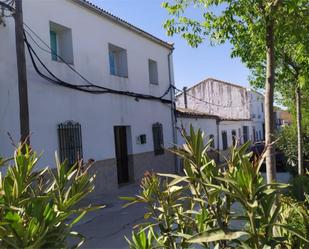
[183,87,188,108]
[168,49,179,174]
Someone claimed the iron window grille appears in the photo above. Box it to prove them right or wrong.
[152,123,164,155]
[58,121,83,165]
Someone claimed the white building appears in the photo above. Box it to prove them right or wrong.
[176,78,258,160]
[0,0,176,193]
[176,78,251,119]
[248,90,265,141]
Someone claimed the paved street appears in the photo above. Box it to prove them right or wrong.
[75,172,291,249]
[74,183,146,249]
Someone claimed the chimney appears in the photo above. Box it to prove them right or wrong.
[183,87,188,109]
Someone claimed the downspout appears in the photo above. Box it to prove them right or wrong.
[168,48,179,174]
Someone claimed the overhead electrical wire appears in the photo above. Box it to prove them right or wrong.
[172,85,247,108]
[23,23,172,104]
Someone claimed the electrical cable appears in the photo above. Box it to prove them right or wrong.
[172,85,246,108]
[23,28,172,104]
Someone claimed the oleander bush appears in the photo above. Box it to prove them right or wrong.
[124,126,309,249]
[0,143,103,248]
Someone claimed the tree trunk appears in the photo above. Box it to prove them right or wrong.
[296,84,304,175]
[265,18,276,183]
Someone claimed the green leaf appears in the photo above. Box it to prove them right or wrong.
[188,229,249,244]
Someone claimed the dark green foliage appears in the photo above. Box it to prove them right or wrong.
[288,175,309,202]
[0,144,103,248]
[124,126,309,248]
[277,125,309,174]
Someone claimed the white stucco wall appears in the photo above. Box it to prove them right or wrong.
[218,120,252,150]
[176,78,250,119]
[0,0,174,168]
[176,116,218,149]
[248,90,265,141]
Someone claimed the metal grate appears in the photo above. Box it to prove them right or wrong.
[58,121,83,165]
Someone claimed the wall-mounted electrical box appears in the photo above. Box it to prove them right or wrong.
[136,134,147,144]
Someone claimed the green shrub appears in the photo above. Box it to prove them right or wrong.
[0,144,103,248]
[288,174,309,202]
[123,126,309,248]
[277,125,309,174]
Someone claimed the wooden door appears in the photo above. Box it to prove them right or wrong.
[114,126,129,184]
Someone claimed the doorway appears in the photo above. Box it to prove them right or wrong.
[114,126,129,184]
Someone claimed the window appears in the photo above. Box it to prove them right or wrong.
[58,121,83,165]
[209,134,215,148]
[243,126,249,142]
[222,131,228,150]
[261,103,264,113]
[252,126,256,141]
[49,21,74,64]
[152,123,164,155]
[148,59,158,84]
[231,130,237,146]
[108,43,128,77]
[238,128,242,144]
[259,130,262,141]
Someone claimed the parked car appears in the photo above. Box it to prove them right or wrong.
[249,142,286,172]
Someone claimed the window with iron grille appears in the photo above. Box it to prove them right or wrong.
[58,121,83,165]
[152,123,164,155]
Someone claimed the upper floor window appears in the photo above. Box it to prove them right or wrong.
[49,21,74,64]
[108,43,128,78]
[261,103,264,113]
[152,123,164,155]
[148,59,158,84]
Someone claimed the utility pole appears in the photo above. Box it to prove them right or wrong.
[14,0,30,144]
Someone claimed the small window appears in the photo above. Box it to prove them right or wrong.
[238,128,242,144]
[231,130,237,147]
[58,121,83,165]
[148,59,158,84]
[222,131,228,150]
[108,43,128,77]
[49,21,74,64]
[252,126,256,141]
[209,134,215,148]
[152,123,164,155]
[261,103,264,113]
[243,126,249,143]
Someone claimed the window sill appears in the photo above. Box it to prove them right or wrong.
[52,59,74,66]
[110,73,128,79]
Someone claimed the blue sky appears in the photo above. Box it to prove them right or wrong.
[92,0,251,89]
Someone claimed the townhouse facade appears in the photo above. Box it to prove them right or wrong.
[0,0,176,193]
[176,78,265,159]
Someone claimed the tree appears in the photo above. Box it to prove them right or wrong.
[162,0,300,183]
[274,1,309,175]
